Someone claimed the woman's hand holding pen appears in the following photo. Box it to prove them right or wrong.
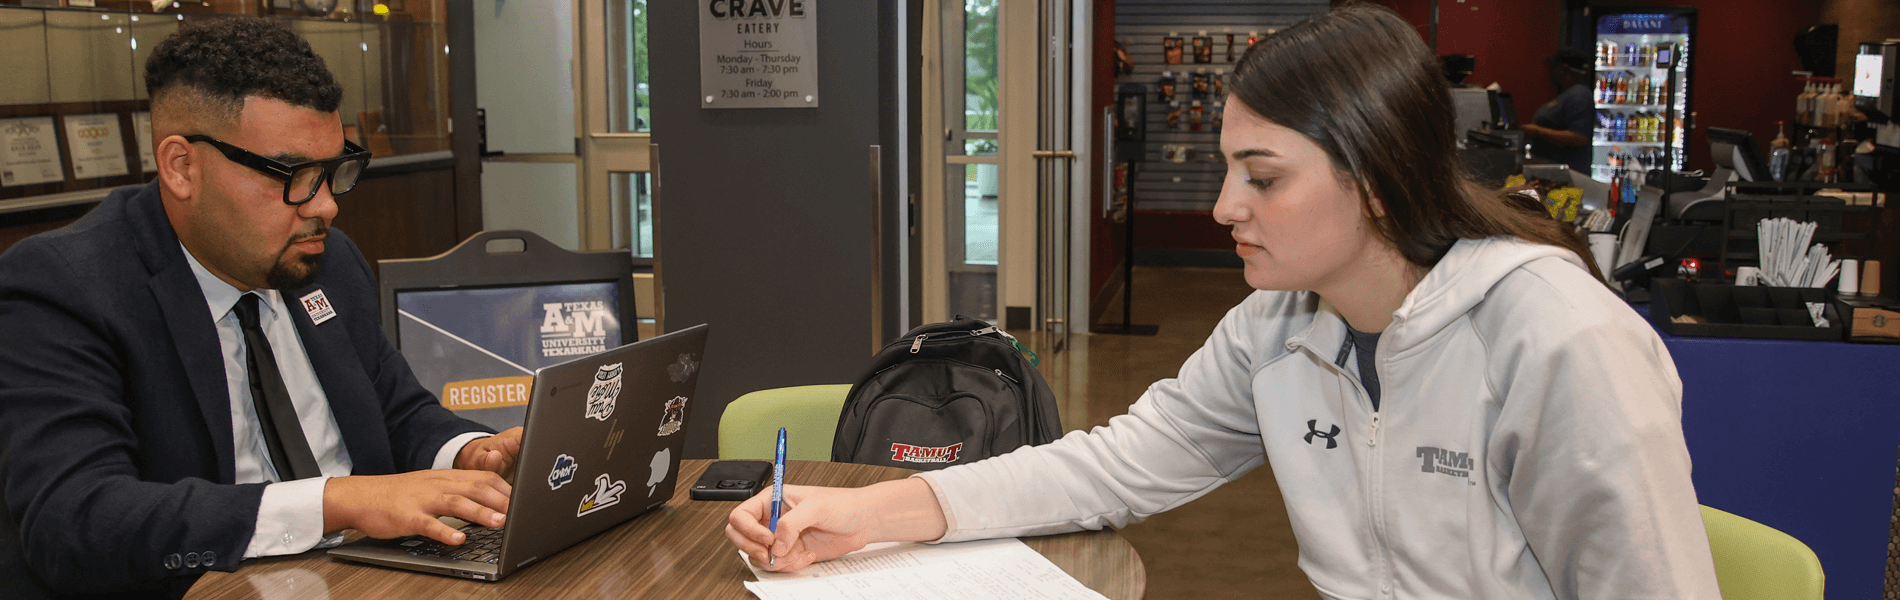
[725,478,949,572]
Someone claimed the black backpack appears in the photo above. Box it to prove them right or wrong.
[831,318,1063,470]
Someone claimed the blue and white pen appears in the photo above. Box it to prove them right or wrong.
[769,426,786,566]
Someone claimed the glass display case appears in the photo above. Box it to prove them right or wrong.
[0,0,451,203]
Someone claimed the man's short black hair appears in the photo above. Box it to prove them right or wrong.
[144,17,342,115]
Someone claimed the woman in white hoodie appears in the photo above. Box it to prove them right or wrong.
[727,4,1720,598]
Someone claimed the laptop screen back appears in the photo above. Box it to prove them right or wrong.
[497,325,706,576]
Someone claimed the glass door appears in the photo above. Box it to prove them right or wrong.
[926,0,1003,324]
[582,0,655,255]
[582,0,658,336]
[925,0,1085,340]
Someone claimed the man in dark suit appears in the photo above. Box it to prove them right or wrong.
[0,19,523,598]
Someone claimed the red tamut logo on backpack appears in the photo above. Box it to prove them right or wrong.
[889,442,964,464]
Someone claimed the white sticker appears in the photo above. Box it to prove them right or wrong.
[585,362,624,421]
[299,290,336,325]
[576,473,626,516]
[657,396,687,436]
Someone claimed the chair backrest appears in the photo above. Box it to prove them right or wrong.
[718,385,851,461]
[1701,505,1825,600]
[377,230,638,431]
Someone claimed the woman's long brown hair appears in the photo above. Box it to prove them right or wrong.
[1228,3,1603,282]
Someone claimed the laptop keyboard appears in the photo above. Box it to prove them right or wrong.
[396,524,503,564]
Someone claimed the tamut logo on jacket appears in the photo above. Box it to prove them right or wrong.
[299,289,336,325]
[889,442,963,464]
[1416,446,1475,480]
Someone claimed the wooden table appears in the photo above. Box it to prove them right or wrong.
[187,459,1146,599]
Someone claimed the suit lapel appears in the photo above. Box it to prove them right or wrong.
[287,287,393,474]
[127,185,241,483]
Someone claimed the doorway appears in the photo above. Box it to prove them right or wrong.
[923,0,1089,349]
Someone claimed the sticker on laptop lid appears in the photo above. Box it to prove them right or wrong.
[646,448,671,497]
[585,362,624,421]
[547,454,578,490]
[299,290,336,325]
[576,473,626,516]
[657,396,687,436]
[667,353,699,383]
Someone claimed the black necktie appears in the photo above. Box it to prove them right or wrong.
[233,294,322,481]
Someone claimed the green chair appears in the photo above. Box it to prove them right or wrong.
[717,384,852,461]
[1701,505,1824,600]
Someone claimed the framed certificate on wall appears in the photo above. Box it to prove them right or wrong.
[1,117,66,187]
[62,113,130,179]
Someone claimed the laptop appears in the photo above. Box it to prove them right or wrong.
[329,324,709,581]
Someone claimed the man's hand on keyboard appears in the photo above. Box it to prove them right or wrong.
[323,469,513,545]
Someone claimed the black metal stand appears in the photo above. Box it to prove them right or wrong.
[1092,159,1159,336]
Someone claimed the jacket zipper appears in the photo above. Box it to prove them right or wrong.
[1303,340,1394,596]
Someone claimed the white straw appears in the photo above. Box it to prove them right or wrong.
[1756,218,1838,288]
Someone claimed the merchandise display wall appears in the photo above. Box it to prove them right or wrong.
[1109,0,1323,214]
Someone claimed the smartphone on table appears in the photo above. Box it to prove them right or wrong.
[690,460,772,501]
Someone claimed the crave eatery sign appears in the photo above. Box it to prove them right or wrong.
[700,0,819,108]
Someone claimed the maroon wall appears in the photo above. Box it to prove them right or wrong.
[1089,0,1119,303]
[1438,0,1564,129]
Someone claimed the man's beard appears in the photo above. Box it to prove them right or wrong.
[265,251,322,290]
[264,223,327,290]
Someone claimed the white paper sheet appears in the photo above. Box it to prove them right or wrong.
[740,538,1110,600]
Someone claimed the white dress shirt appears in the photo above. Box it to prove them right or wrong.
[181,245,489,559]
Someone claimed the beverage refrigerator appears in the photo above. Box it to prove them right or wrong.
[1590,8,1695,185]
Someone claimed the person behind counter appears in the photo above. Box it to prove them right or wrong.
[726,4,1720,599]
[0,18,522,599]
[1521,50,1597,175]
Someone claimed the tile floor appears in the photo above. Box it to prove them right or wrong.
[1020,266,1317,599]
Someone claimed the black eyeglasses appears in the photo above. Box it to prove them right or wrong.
[185,135,372,206]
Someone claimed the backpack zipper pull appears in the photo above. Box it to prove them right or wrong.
[910,334,927,353]
[994,369,1019,384]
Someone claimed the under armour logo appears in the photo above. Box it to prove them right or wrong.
[1304,420,1340,449]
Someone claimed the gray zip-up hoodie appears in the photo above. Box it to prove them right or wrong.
[921,236,1720,599]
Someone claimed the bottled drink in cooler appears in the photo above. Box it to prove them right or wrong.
[1635,76,1650,106]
